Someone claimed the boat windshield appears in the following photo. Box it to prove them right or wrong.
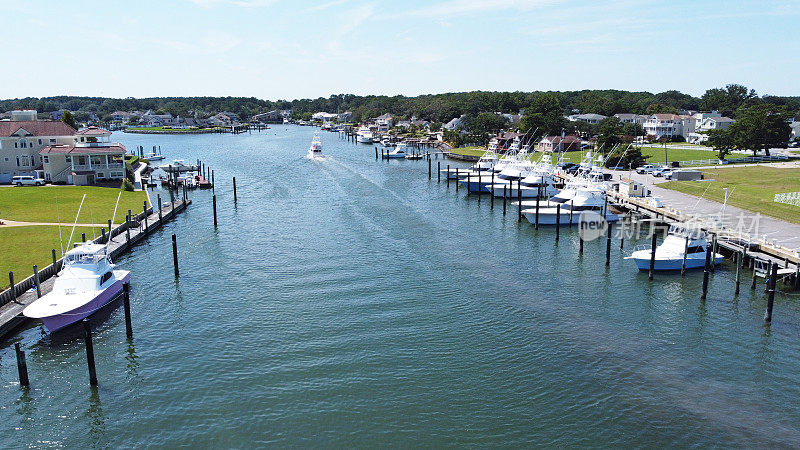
[65,253,106,264]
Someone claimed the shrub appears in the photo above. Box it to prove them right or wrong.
[121,179,135,191]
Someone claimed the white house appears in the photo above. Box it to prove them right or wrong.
[567,113,607,124]
[613,113,649,125]
[40,127,126,185]
[643,114,697,140]
[444,115,467,131]
[686,116,735,144]
[0,110,77,183]
[311,112,338,122]
[790,120,800,142]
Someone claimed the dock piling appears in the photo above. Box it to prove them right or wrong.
[648,230,657,280]
[233,177,237,203]
[456,168,459,192]
[82,233,86,243]
[701,249,711,300]
[569,200,574,227]
[33,265,41,298]
[9,272,15,304]
[83,319,98,386]
[437,161,441,182]
[681,235,689,276]
[555,204,561,242]
[157,195,163,225]
[446,165,450,186]
[143,201,148,234]
[735,251,741,295]
[125,212,131,249]
[517,179,522,222]
[52,249,57,273]
[172,234,179,277]
[428,157,431,180]
[619,220,624,250]
[579,226,584,254]
[765,263,778,323]
[751,259,758,290]
[213,195,218,228]
[123,283,133,339]
[710,234,717,273]
[478,173,481,204]
[14,343,29,387]
[606,223,612,266]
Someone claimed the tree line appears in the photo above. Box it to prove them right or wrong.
[2,85,797,128]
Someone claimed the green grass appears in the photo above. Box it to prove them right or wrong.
[448,146,487,157]
[0,225,103,289]
[0,186,148,224]
[660,166,800,225]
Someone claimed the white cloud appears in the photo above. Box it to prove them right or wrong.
[328,2,376,54]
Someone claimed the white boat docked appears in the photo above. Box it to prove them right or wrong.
[442,139,500,179]
[625,223,724,271]
[522,184,618,225]
[145,152,164,161]
[23,243,130,332]
[386,142,407,159]
[356,127,374,144]
[308,132,324,158]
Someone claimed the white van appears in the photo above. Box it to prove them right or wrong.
[12,175,45,186]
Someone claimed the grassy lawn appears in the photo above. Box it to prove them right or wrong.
[448,146,487,157]
[660,166,800,225]
[637,146,720,164]
[0,186,148,224]
[0,225,103,289]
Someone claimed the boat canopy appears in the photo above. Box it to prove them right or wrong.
[64,243,109,264]
[668,223,706,240]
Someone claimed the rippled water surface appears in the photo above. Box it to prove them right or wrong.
[3,126,800,447]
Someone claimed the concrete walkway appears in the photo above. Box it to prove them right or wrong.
[611,168,800,253]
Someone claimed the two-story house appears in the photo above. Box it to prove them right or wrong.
[40,126,127,185]
[643,114,696,140]
[0,110,77,183]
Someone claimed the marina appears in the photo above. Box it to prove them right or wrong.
[3,126,800,447]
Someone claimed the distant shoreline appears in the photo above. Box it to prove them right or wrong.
[124,128,219,135]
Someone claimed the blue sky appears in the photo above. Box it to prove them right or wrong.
[2,0,798,100]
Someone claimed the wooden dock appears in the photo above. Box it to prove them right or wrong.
[0,198,191,341]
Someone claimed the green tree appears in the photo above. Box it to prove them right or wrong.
[705,128,734,160]
[621,122,643,137]
[645,103,678,115]
[605,145,648,169]
[596,117,623,150]
[700,84,758,117]
[61,110,77,129]
[519,92,566,136]
[466,112,508,144]
[429,122,442,132]
[729,103,792,156]
[128,115,140,125]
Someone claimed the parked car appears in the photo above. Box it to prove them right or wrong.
[662,170,674,180]
[636,164,656,174]
[652,166,670,177]
[12,175,45,186]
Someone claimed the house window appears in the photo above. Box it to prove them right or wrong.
[96,172,104,178]
[50,138,56,144]
[43,156,49,163]
[38,139,42,145]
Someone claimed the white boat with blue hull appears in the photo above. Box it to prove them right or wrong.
[625,223,723,271]
[522,185,618,225]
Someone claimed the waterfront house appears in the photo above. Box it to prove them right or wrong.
[338,111,353,122]
[444,115,467,132]
[567,113,607,124]
[613,113,649,125]
[0,110,77,183]
[373,113,394,131]
[40,127,126,185]
[141,110,175,127]
[643,114,696,141]
[687,116,735,143]
[536,135,582,152]
[252,110,282,123]
[311,112,338,123]
[209,112,235,127]
[790,120,800,142]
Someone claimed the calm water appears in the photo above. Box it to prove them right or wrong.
[3,126,800,447]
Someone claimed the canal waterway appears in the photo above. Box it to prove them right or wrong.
[3,125,800,447]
